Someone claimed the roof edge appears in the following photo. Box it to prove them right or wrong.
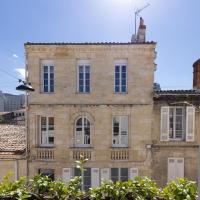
[24,41,156,46]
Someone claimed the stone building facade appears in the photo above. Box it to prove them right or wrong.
[25,18,199,187]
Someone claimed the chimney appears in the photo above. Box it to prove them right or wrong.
[193,59,200,89]
[137,17,146,43]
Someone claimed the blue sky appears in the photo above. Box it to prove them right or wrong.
[0,0,200,94]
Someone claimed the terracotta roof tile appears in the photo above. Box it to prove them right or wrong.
[154,89,200,95]
[0,125,25,153]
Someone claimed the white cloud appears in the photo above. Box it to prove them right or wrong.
[13,54,18,58]
[15,68,25,79]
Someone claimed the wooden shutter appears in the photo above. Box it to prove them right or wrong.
[62,168,71,183]
[168,158,176,182]
[186,106,195,142]
[176,158,184,178]
[100,168,109,182]
[130,168,138,180]
[160,107,169,141]
[91,168,100,188]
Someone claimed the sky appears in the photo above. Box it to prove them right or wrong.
[0,0,200,94]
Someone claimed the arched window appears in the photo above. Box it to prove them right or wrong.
[75,117,90,146]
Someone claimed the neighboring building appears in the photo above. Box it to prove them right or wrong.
[0,91,25,112]
[0,109,25,125]
[151,59,200,186]
[26,18,156,186]
[0,124,27,181]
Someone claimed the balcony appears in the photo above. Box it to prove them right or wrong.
[36,148,54,160]
[111,148,129,160]
[71,148,92,160]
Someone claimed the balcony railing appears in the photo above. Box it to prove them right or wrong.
[36,148,54,159]
[111,148,129,160]
[72,148,92,160]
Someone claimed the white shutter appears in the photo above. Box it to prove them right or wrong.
[121,116,128,146]
[186,106,195,142]
[62,168,71,183]
[100,168,109,182]
[130,168,138,180]
[176,158,184,178]
[91,168,100,188]
[161,107,169,141]
[168,158,176,182]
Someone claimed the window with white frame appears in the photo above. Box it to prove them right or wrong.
[75,117,90,146]
[114,62,127,93]
[41,61,54,93]
[112,116,128,147]
[161,106,195,142]
[111,168,128,183]
[77,61,90,93]
[74,168,91,190]
[40,117,54,146]
[169,107,185,140]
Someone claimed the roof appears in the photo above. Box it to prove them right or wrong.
[0,125,26,154]
[25,41,156,46]
[154,89,200,95]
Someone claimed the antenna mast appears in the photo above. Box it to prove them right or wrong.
[134,3,150,36]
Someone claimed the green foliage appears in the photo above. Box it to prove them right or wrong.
[162,178,197,200]
[90,177,161,200]
[0,172,197,200]
[0,172,30,200]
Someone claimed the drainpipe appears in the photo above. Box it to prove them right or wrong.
[15,159,18,181]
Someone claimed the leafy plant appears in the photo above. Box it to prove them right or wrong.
[162,178,197,200]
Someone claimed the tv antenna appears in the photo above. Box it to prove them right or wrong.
[135,3,150,36]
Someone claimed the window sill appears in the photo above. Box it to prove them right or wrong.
[40,92,55,94]
[75,92,91,94]
[37,145,55,148]
[111,146,129,148]
[114,92,128,95]
[70,146,93,149]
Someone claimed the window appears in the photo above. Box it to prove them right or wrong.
[38,169,54,180]
[115,64,127,93]
[112,116,128,147]
[168,158,184,182]
[40,117,54,147]
[161,106,195,142]
[169,107,185,140]
[42,64,54,93]
[77,62,90,93]
[75,117,90,147]
[74,168,91,190]
[111,168,128,183]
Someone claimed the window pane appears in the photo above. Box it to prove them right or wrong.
[115,86,119,93]
[74,168,81,176]
[85,66,90,73]
[50,66,54,72]
[44,73,48,79]
[43,66,48,73]
[85,73,90,79]
[50,86,54,92]
[121,66,126,73]
[122,72,126,78]
[115,72,120,79]
[111,168,119,183]
[85,80,90,86]
[85,86,90,93]
[121,86,126,93]
[122,79,126,85]
[79,73,84,79]
[79,80,84,86]
[120,168,128,182]
[79,86,84,92]
[49,117,54,130]
[48,137,54,144]
[115,66,120,73]
[79,66,84,73]
[41,117,46,130]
